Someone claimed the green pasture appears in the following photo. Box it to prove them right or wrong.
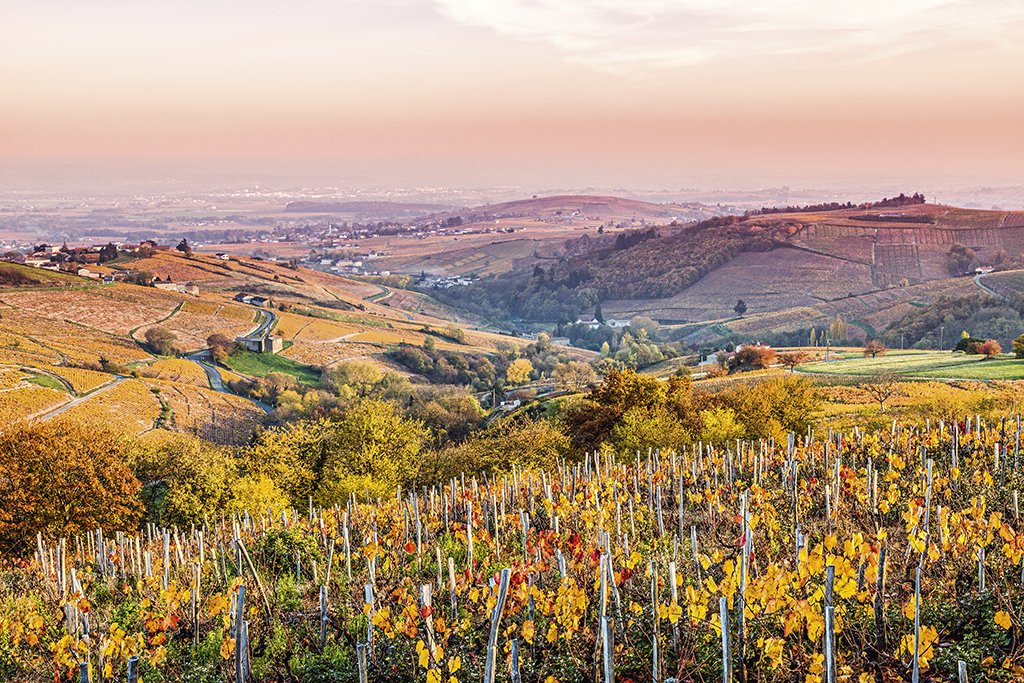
[799,349,1024,380]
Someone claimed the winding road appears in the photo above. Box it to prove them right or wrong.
[974,272,1001,298]
[36,376,126,421]
[185,350,272,413]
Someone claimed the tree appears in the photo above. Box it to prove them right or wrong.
[976,339,1002,359]
[323,360,385,397]
[131,433,236,527]
[628,316,660,339]
[594,302,604,323]
[778,351,809,372]
[145,325,178,356]
[947,244,976,275]
[443,324,467,343]
[1013,334,1024,359]
[863,370,902,412]
[431,419,569,482]
[699,407,745,445]
[734,299,748,317]
[317,399,428,503]
[0,420,142,555]
[408,387,485,442]
[554,360,597,392]
[176,238,193,256]
[244,419,338,504]
[506,358,533,386]
[590,368,666,412]
[98,242,119,262]
[863,340,887,358]
[207,332,238,362]
[828,315,848,343]
[609,405,689,453]
[732,344,776,370]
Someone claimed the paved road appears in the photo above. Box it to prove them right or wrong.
[242,308,277,339]
[185,350,272,414]
[36,376,126,421]
[974,273,1001,298]
[185,350,226,391]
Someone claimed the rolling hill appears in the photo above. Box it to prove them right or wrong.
[0,254,535,441]
[415,194,710,226]
[424,197,1024,345]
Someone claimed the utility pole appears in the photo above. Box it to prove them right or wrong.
[939,325,945,350]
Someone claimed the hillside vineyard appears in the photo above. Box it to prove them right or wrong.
[8,417,1024,681]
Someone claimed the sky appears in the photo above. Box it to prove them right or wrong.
[2,0,1023,190]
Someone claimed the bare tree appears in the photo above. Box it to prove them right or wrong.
[862,370,902,412]
[553,361,597,392]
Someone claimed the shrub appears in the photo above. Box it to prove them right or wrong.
[145,326,178,356]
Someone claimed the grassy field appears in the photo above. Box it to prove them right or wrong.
[222,349,321,384]
[800,349,1024,380]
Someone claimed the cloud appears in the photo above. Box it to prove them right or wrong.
[428,0,1024,74]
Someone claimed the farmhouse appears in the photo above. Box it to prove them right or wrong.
[234,293,272,307]
[236,334,284,354]
[153,281,200,295]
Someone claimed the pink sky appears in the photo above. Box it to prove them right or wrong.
[2,0,1023,188]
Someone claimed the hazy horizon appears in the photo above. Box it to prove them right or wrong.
[3,1,1023,191]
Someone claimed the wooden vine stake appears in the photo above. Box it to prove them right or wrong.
[126,655,139,683]
[601,616,615,683]
[824,605,836,683]
[911,566,921,683]
[510,638,522,683]
[483,568,512,683]
[319,585,328,649]
[356,642,368,683]
[719,597,731,683]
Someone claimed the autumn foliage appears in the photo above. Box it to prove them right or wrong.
[0,420,142,555]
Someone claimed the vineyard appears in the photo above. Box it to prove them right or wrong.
[146,359,217,388]
[148,380,266,444]
[0,383,68,425]
[3,416,1024,682]
[55,379,164,435]
[37,365,115,394]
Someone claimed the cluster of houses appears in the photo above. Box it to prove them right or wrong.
[5,241,204,294]
[421,274,476,289]
[574,317,631,330]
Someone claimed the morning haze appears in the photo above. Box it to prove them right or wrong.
[3,0,1022,189]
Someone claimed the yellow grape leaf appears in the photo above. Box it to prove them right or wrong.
[426,669,442,683]
[667,602,682,625]
[759,637,784,668]
[995,611,1012,630]
[447,656,461,673]
[521,620,535,644]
